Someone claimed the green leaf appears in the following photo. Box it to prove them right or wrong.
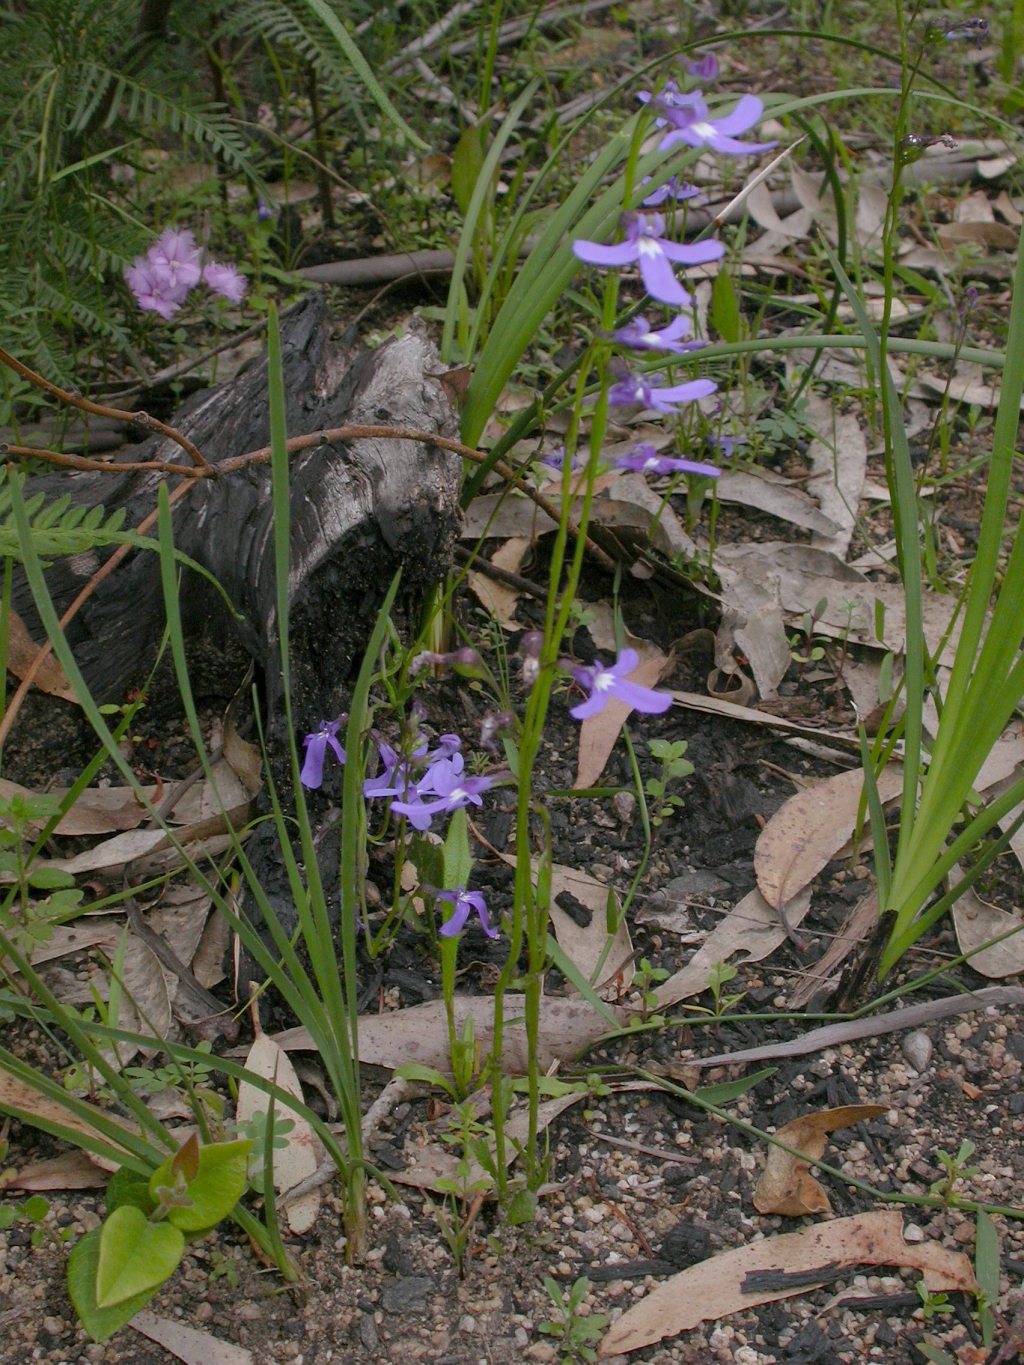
[506,1188,537,1224]
[67,1228,162,1342]
[695,1067,776,1105]
[443,807,473,891]
[149,1139,252,1232]
[711,268,741,343]
[916,1348,957,1365]
[394,1063,457,1099]
[104,1168,154,1216]
[408,835,444,892]
[94,1206,184,1308]
[451,124,486,216]
[25,865,77,890]
[21,1195,48,1222]
[976,1207,999,1347]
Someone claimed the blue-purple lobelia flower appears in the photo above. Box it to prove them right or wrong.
[707,432,745,460]
[390,759,493,831]
[657,92,776,157]
[256,197,274,220]
[614,443,720,478]
[941,17,988,44]
[607,366,717,413]
[640,175,704,208]
[566,648,672,720]
[437,887,497,939]
[637,81,703,128]
[572,211,724,307]
[540,444,579,472]
[300,719,346,788]
[685,53,719,81]
[611,314,702,354]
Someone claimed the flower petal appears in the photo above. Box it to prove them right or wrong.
[570,691,609,720]
[572,238,638,267]
[608,678,673,713]
[612,648,640,678]
[658,127,701,153]
[659,238,725,266]
[637,249,691,306]
[438,900,470,936]
[656,378,719,402]
[706,133,778,156]
[299,734,327,789]
[709,93,764,137]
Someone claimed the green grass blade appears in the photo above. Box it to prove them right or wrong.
[293,0,428,150]
[441,79,539,365]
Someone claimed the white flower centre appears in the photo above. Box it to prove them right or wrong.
[593,670,614,692]
[643,458,660,470]
[640,331,658,344]
[691,121,716,139]
[450,787,467,801]
[637,236,662,256]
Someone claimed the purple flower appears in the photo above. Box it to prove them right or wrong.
[437,887,497,939]
[942,17,988,44]
[566,648,672,720]
[203,261,247,303]
[410,648,480,675]
[478,710,513,754]
[685,53,719,81]
[606,367,717,413]
[124,257,184,320]
[299,719,346,788]
[572,211,724,307]
[640,175,704,208]
[614,443,719,478]
[390,763,493,832]
[657,92,776,157]
[149,228,202,295]
[541,444,579,471]
[638,81,703,129]
[426,734,463,764]
[610,314,703,354]
[708,432,745,460]
[256,197,274,220]
[363,738,415,799]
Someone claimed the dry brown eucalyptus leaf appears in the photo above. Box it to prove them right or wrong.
[752,1103,887,1216]
[5,609,77,703]
[754,766,903,910]
[236,1033,320,1235]
[597,1210,977,1356]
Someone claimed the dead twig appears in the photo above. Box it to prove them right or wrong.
[0,346,211,472]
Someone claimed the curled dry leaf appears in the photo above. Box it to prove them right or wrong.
[936,220,1019,250]
[713,471,842,537]
[6,609,77,703]
[755,766,904,910]
[654,885,813,1010]
[235,1034,320,1235]
[467,536,530,627]
[951,870,1024,979]
[752,1103,887,1216]
[803,393,867,560]
[597,1210,977,1356]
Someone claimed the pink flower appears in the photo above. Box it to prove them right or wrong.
[124,257,184,320]
[149,228,202,295]
[203,261,247,302]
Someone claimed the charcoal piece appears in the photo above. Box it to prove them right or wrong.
[555,889,593,928]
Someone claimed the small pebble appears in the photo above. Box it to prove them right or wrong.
[612,791,636,825]
[901,1030,933,1072]
[903,1224,926,1243]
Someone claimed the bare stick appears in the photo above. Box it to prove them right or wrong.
[0,346,211,472]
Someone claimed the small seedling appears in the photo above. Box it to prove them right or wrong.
[538,1275,608,1364]
[916,1280,954,1320]
[929,1139,979,1207]
[645,739,693,826]
[0,1194,50,1247]
[631,956,670,1023]
[788,597,829,671]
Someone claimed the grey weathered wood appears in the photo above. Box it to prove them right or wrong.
[13,294,461,727]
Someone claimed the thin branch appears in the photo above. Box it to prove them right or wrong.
[0,347,211,472]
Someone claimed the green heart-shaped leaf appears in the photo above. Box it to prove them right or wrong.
[164,1138,251,1232]
[67,1229,161,1342]
[95,1206,183,1308]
